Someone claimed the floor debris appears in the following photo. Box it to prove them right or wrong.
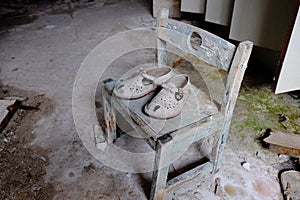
[94,124,108,151]
[288,90,300,99]
[256,128,272,148]
[241,162,251,171]
[280,170,300,200]
[214,177,225,197]
[278,154,290,163]
[82,163,96,174]
[0,99,19,133]
[278,114,287,123]
[0,97,40,133]
[263,130,300,157]
[0,99,17,121]
[0,84,55,199]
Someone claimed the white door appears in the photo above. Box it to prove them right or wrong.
[275,6,300,94]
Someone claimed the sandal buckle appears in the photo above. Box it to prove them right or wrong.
[175,88,183,101]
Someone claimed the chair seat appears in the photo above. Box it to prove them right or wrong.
[106,79,219,139]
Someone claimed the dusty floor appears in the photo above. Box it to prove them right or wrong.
[0,0,299,199]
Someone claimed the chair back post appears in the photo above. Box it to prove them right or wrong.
[222,41,253,120]
[213,41,252,171]
[157,8,169,67]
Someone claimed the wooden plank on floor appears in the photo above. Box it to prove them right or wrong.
[263,131,300,156]
[264,131,300,150]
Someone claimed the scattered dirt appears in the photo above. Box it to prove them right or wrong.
[0,0,122,20]
[0,0,123,35]
[252,178,278,199]
[223,184,245,197]
[0,83,56,199]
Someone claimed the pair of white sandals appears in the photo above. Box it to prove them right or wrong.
[113,67,190,119]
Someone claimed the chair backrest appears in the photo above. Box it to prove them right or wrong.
[156,8,253,118]
[157,8,236,71]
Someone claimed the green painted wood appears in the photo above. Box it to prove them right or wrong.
[103,78,115,94]
[103,79,159,140]
[213,41,253,172]
[159,18,236,71]
[166,161,213,191]
[157,9,168,68]
[150,137,173,200]
[112,97,157,139]
[168,115,224,154]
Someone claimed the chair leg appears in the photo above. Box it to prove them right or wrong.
[102,87,117,144]
[211,130,222,173]
[212,126,230,173]
[150,136,172,200]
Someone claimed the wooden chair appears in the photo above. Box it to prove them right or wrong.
[102,8,253,200]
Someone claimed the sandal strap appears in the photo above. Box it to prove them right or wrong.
[139,68,168,85]
[141,72,156,81]
[162,83,190,94]
[161,83,181,93]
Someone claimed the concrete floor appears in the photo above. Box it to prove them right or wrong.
[1,0,299,199]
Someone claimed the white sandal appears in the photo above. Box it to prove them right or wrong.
[113,67,174,99]
[144,74,190,119]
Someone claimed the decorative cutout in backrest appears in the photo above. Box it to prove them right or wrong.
[158,18,236,71]
[190,32,202,50]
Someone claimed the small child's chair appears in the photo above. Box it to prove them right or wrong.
[102,8,253,200]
